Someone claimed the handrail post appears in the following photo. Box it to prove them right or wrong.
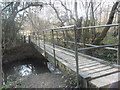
[56,31,58,44]
[82,28,85,48]
[43,31,46,57]
[35,33,37,44]
[37,34,38,45]
[74,25,79,88]
[52,30,56,68]
[28,35,31,43]
[117,24,120,65]
[62,31,66,47]
[39,33,40,47]
[23,35,26,43]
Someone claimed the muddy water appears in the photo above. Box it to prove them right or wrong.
[3,59,61,84]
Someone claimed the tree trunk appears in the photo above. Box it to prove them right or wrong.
[76,17,83,43]
[93,2,119,45]
[0,7,3,88]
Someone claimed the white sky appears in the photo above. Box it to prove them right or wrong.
[0,0,117,2]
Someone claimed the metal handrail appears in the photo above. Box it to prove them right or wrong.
[78,44,118,51]
[54,39,118,51]
[34,23,119,33]
[77,23,119,29]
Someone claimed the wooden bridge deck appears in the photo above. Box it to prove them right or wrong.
[31,39,120,88]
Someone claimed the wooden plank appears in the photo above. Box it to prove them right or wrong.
[84,66,112,74]
[89,68,119,79]
[90,72,120,88]
[79,62,100,69]
[70,59,95,64]
[80,64,106,71]
[72,61,98,66]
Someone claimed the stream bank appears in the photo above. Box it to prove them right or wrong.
[2,43,67,88]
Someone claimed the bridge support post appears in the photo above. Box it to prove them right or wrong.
[52,30,56,68]
[117,24,120,65]
[74,25,79,88]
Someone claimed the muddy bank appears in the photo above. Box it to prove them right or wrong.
[3,43,48,65]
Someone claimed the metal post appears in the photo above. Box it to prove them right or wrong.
[35,34,37,45]
[28,35,31,43]
[65,30,68,47]
[56,31,58,43]
[62,31,66,47]
[37,34,39,45]
[39,33,40,47]
[82,28,85,48]
[23,35,26,43]
[74,25,79,88]
[52,30,56,68]
[43,31,46,57]
[117,24,120,65]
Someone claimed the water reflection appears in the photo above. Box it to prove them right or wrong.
[3,61,62,84]
[14,64,34,76]
[47,62,62,74]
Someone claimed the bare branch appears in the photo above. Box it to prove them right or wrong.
[2,2,13,11]
[94,2,102,12]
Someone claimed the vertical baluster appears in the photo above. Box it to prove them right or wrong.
[52,30,56,68]
[74,25,79,88]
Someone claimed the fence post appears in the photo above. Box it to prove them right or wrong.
[118,24,120,65]
[52,30,56,68]
[74,25,79,88]
[43,31,46,57]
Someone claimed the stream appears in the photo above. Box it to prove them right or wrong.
[3,59,62,85]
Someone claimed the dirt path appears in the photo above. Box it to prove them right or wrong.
[6,72,67,88]
[16,73,67,88]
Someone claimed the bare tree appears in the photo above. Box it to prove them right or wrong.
[93,1,119,45]
[2,2,43,50]
[0,5,2,88]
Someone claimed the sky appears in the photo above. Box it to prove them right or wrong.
[0,0,117,2]
[1,0,118,26]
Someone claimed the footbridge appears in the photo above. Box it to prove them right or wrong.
[24,23,120,88]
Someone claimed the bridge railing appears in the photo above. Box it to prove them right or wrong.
[31,23,120,87]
